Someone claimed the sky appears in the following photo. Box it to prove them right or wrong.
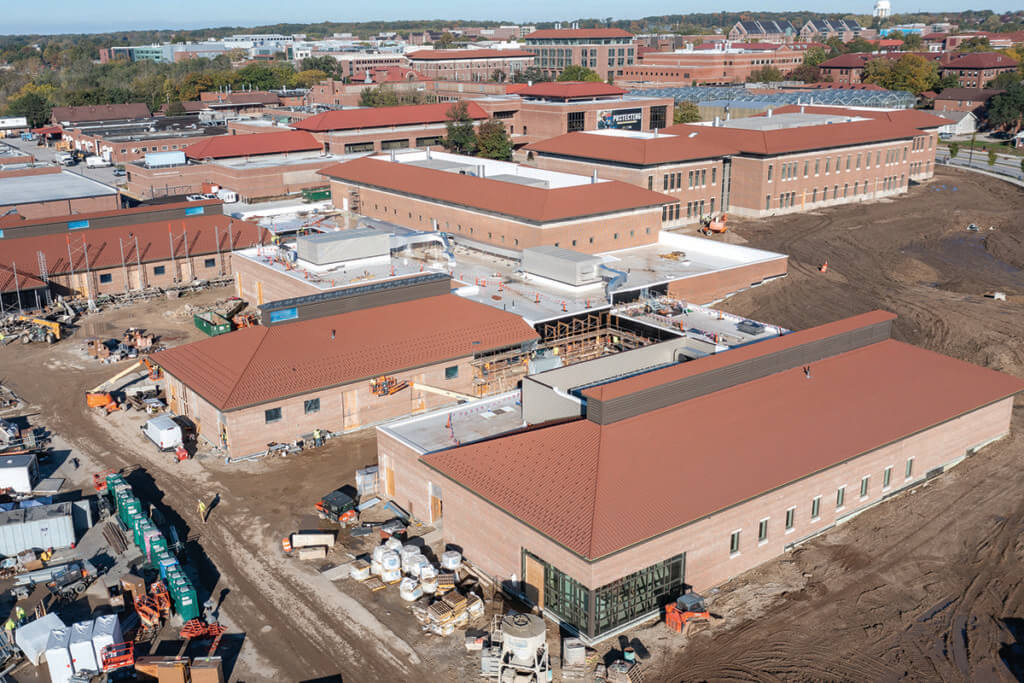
[4,0,1020,35]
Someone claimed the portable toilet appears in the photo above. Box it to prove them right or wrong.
[150,536,169,563]
[45,627,74,683]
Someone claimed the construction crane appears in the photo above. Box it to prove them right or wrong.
[15,316,62,342]
[410,383,475,402]
[86,358,162,412]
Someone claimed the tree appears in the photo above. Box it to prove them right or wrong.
[444,101,477,155]
[5,91,51,128]
[938,72,961,90]
[747,66,783,83]
[949,142,959,158]
[845,37,878,53]
[988,149,998,166]
[358,84,425,107]
[958,36,991,52]
[803,45,827,67]
[990,71,1022,89]
[900,32,924,50]
[510,66,551,84]
[825,36,846,57]
[789,63,821,83]
[292,69,328,88]
[433,32,458,49]
[165,100,186,116]
[301,55,342,79]
[862,55,939,95]
[476,119,512,160]
[491,69,506,83]
[986,82,1024,130]
[557,65,602,82]
[673,101,701,123]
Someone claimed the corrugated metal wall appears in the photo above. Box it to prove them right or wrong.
[0,503,75,555]
[587,319,892,424]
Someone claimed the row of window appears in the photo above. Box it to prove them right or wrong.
[768,147,912,182]
[767,176,908,209]
[657,167,716,192]
[95,258,216,284]
[662,198,714,221]
[729,458,917,555]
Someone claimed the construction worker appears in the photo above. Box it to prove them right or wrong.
[14,606,25,626]
[3,618,14,645]
[313,428,323,448]
[197,499,208,523]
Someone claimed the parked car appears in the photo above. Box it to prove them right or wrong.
[112,168,126,177]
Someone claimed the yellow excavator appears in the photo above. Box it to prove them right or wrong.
[86,358,162,413]
[16,316,62,342]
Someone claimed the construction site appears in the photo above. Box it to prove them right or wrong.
[0,162,1020,683]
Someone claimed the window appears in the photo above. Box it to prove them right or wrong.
[567,111,585,132]
[264,407,282,423]
[711,167,717,184]
[811,496,821,520]
[767,164,773,182]
[905,457,914,479]
[444,365,459,380]
[204,258,216,268]
[765,194,771,210]
[96,273,113,284]
[860,476,870,498]
[304,398,320,414]
[758,518,768,543]
[815,159,820,175]
[825,158,830,174]
[344,141,374,154]
[883,466,893,490]
[785,507,795,531]
[153,265,166,275]
[700,169,706,185]
[812,188,817,202]
[647,176,653,190]
[846,155,851,171]
[836,486,846,509]
[856,153,861,169]
[729,530,740,555]
[663,175,668,191]
[593,553,685,637]
[803,161,809,177]
[688,170,694,188]
[650,105,667,129]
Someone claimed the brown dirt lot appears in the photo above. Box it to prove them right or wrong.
[1,167,1023,682]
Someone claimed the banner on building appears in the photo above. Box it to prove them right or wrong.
[597,107,643,131]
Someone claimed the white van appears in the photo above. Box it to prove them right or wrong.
[55,151,75,166]
[85,156,111,168]
[141,415,183,451]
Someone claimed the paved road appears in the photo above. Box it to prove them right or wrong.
[3,135,123,189]
[937,149,1024,181]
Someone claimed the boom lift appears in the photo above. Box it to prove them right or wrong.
[86,358,162,412]
[16,316,62,342]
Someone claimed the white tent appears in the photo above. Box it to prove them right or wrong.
[14,613,66,665]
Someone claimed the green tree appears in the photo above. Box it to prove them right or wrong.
[491,69,506,83]
[989,71,1022,89]
[476,118,512,160]
[862,54,938,94]
[358,84,426,107]
[444,101,477,155]
[846,36,878,53]
[803,45,827,67]
[292,69,327,88]
[165,100,186,116]
[557,64,602,82]
[301,56,342,79]
[988,149,998,166]
[899,31,924,50]
[5,91,51,128]
[789,63,821,83]
[433,32,458,49]
[747,66,783,83]
[958,36,991,52]
[949,141,959,158]
[673,101,701,123]
[510,66,551,84]
[986,82,1024,130]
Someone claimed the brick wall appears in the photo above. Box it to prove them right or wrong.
[383,395,1013,599]
[328,179,663,254]
[666,258,788,304]
[1,194,120,220]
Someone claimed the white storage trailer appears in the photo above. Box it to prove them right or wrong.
[45,627,74,683]
[0,453,39,493]
[0,502,75,556]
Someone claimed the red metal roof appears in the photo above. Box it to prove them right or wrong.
[319,157,672,222]
[0,265,48,294]
[425,319,1024,560]
[945,52,1018,69]
[0,215,263,289]
[153,294,539,411]
[820,54,871,68]
[184,130,321,159]
[517,82,628,99]
[407,49,535,61]
[526,29,634,40]
[293,102,489,132]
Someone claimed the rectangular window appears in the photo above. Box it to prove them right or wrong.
[767,164,773,182]
[729,530,740,554]
[804,161,808,177]
[153,265,166,275]
[765,194,771,210]
[846,155,851,171]
[857,153,861,169]
[676,172,682,188]
[758,518,768,542]
[567,111,585,132]
[264,407,282,423]
[906,457,914,479]
[860,476,870,498]
[663,175,668,191]
[711,167,716,184]
[688,170,694,188]
[99,273,113,284]
[836,486,846,509]
[812,188,817,202]
[416,135,445,147]
[700,168,706,185]
[204,258,216,268]
[815,159,820,175]
[304,398,320,414]
[647,176,653,190]
[883,466,893,490]
[445,365,459,380]
[825,158,830,174]
[811,496,821,520]
[785,507,795,531]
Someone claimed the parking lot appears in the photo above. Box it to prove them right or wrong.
[3,134,124,189]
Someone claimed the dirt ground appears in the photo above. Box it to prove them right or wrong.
[1,166,1023,682]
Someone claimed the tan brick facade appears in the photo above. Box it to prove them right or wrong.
[666,258,788,304]
[380,396,1013,610]
[1,194,120,221]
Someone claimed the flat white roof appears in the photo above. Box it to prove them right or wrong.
[0,171,117,205]
[371,149,608,189]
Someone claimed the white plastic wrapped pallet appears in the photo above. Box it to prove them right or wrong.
[45,627,74,683]
[69,619,97,673]
[91,615,123,666]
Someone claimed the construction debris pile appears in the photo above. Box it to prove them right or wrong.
[85,327,160,363]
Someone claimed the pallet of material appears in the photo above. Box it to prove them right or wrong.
[436,572,456,592]
[441,590,467,613]
[428,600,455,623]
[363,577,386,592]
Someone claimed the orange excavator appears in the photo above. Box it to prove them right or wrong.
[86,357,162,412]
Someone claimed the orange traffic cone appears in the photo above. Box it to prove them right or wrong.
[819,260,829,273]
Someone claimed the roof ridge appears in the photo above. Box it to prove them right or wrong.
[222,325,271,409]
[587,427,605,557]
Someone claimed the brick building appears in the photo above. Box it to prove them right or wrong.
[942,53,1019,88]
[0,200,262,309]
[153,281,539,456]
[798,19,864,42]
[0,167,119,220]
[377,310,1024,643]
[524,29,636,81]
[525,107,944,224]
[50,103,151,126]
[406,49,536,82]
[727,20,797,43]
[932,87,1004,113]
[61,117,228,165]
[319,151,672,254]
[622,44,810,86]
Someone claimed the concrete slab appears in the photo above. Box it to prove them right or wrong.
[381,391,524,454]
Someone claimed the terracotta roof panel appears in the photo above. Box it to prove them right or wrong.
[293,102,488,132]
[184,130,321,159]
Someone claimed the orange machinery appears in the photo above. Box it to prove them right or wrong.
[698,213,728,235]
[665,593,711,634]
[86,357,162,412]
